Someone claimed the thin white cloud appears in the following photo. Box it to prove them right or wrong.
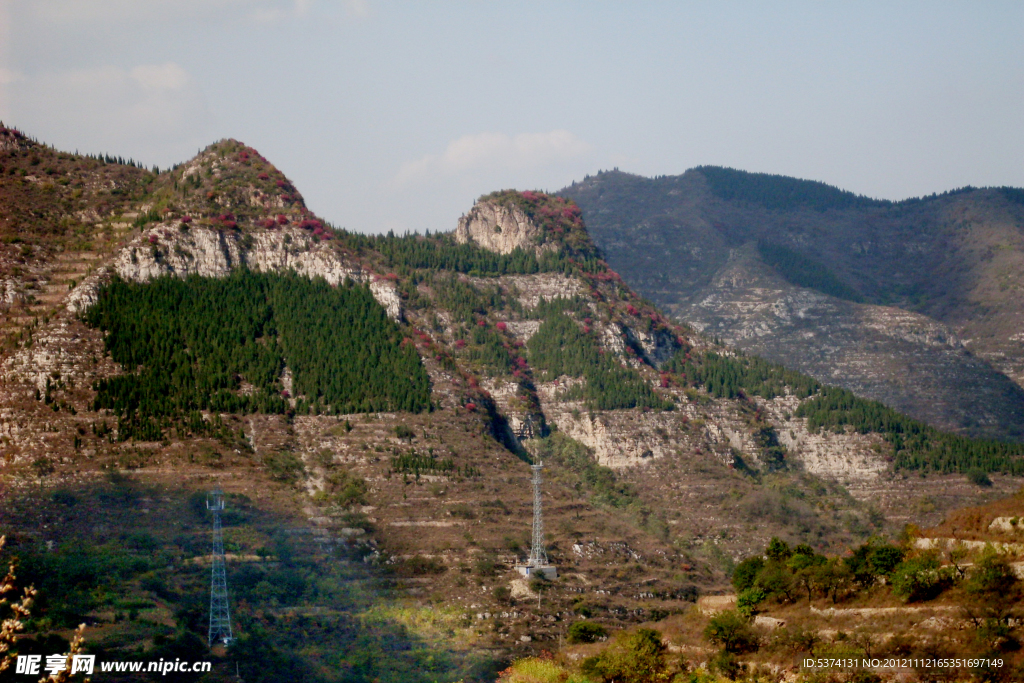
[395,130,592,186]
[130,63,190,91]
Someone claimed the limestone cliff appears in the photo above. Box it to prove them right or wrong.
[454,200,547,254]
[67,225,403,321]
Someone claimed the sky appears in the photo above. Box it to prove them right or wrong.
[1,1,1022,234]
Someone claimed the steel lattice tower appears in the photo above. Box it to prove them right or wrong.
[207,488,234,646]
[528,462,548,566]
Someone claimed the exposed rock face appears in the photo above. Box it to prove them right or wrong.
[1,279,23,308]
[67,225,403,321]
[481,377,545,443]
[455,200,547,254]
[624,325,678,368]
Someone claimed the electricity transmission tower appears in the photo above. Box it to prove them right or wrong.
[529,462,548,566]
[207,488,234,646]
[517,461,556,578]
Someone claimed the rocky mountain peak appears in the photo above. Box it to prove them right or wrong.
[454,189,600,259]
[146,138,310,229]
[455,196,543,254]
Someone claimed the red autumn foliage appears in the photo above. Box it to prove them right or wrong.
[495,321,507,332]
[626,304,639,316]
[148,235,157,244]
[454,339,467,349]
[258,218,275,229]
[276,215,289,225]
[464,403,477,412]
[180,216,192,223]
[257,173,270,180]
[477,320,486,327]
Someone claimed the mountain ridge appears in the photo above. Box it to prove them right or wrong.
[560,167,1024,443]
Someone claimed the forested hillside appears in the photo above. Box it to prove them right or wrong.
[84,271,431,440]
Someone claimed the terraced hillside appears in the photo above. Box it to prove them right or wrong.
[1,128,1023,682]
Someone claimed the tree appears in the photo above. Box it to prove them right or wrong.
[813,558,853,604]
[736,587,766,617]
[868,544,905,577]
[732,556,764,592]
[890,552,948,602]
[945,542,970,580]
[963,549,1022,625]
[704,611,757,654]
[765,537,792,562]
[788,551,826,603]
[754,562,796,603]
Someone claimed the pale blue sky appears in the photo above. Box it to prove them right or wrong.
[2,1,1022,233]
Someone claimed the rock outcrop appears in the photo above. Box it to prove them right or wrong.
[454,200,548,255]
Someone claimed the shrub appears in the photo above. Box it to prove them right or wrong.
[581,628,671,683]
[448,503,475,519]
[499,657,593,683]
[567,620,608,644]
[263,451,305,483]
[399,556,446,576]
[968,468,993,487]
[708,650,743,680]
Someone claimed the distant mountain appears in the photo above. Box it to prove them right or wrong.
[561,168,1024,442]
